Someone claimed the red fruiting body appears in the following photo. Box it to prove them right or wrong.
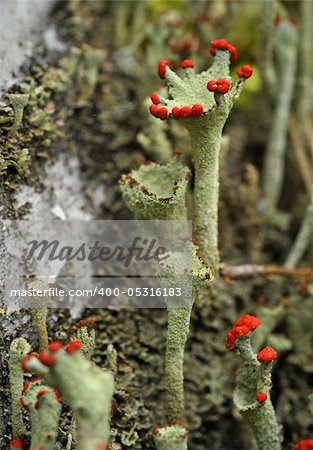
[37,390,48,400]
[158,60,169,79]
[149,104,159,117]
[34,389,61,409]
[48,341,63,353]
[157,107,168,121]
[35,390,49,409]
[181,59,194,69]
[191,104,204,117]
[257,347,278,363]
[38,352,57,367]
[209,39,238,62]
[227,44,238,63]
[225,332,237,351]
[232,325,250,337]
[274,15,296,26]
[236,65,253,79]
[234,314,261,331]
[180,106,192,119]
[172,107,181,120]
[20,397,25,408]
[207,79,230,95]
[209,38,229,56]
[66,341,82,354]
[296,439,313,450]
[225,316,260,351]
[150,92,160,105]
[10,439,24,449]
[274,15,282,26]
[54,389,61,403]
[256,392,268,404]
[22,377,43,393]
[21,354,36,372]
[22,382,30,394]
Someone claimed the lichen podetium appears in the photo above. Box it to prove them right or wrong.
[22,341,114,450]
[149,39,253,274]
[226,315,282,450]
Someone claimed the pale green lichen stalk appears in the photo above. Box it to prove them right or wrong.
[8,93,29,137]
[21,378,61,450]
[106,343,118,374]
[284,196,313,268]
[66,320,97,446]
[148,40,253,272]
[9,338,32,438]
[72,44,106,107]
[226,315,282,450]
[263,19,298,211]
[158,242,212,428]
[68,319,96,360]
[28,280,50,351]
[23,341,114,450]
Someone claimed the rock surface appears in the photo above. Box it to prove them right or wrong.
[0,0,55,90]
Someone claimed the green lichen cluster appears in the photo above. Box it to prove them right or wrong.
[9,338,32,439]
[120,157,190,220]
[142,45,250,273]
[230,329,282,450]
[0,64,68,179]
[22,378,61,450]
[20,342,114,450]
[118,34,253,446]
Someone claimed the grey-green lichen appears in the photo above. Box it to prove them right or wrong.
[28,280,50,351]
[67,320,96,360]
[153,422,189,450]
[231,330,282,450]
[7,94,29,137]
[284,197,313,268]
[0,63,69,179]
[120,157,190,220]
[149,46,251,272]
[106,343,118,374]
[71,44,106,107]
[159,243,212,423]
[22,378,62,450]
[286,292,313,371]
[24,344,114,450]
[263,19,298,211]
[9,338,32,438]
